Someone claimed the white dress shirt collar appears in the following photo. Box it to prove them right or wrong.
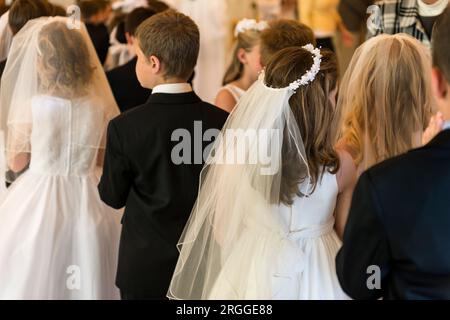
[442,120,450,131]
[152,83,193,94]
[418,0,449,17]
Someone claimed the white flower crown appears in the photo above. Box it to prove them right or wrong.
[234,19,269,37]
[288,44,322,92]
[261,44,322,92]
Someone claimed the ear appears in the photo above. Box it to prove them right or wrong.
[125,32,133,46]
[431,67,448,101]
[149,55,162,74]
[237,48,248,65]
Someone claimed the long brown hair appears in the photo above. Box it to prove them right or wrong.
[223,28,262,85]
[338,34,433,169]
[265,47,340,205]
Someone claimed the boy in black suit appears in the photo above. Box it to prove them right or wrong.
[106,7,155,113]
[336,5,450,300]
[98,10,229,300]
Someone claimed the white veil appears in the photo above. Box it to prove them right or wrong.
[168,45,323,300]
[0,16,119,173]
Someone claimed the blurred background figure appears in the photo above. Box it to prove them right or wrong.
[280,0,298,19]
[298,0,354,52]
[0,0,9,16]
[0,3,12,62]
[256,0,281,20]
[166,0,229,104]
[367,0,448,48]
[215,19,267,113]
[105,0,169,70]
[77,0,113,65]
[337,0,374,74]
[106,7,155,112]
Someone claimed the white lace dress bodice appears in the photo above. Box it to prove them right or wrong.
[29,95,105,176]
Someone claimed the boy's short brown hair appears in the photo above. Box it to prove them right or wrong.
[136,10,199,80]
[260,19,316,66]
[9,0,52,35]
[432,5,450,83]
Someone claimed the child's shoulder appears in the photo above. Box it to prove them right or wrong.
[110,103,157,132]
[111,99,228,131]
[201,101,230,119]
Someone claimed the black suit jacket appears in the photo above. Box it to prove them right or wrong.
[98,91,228,297]
[336,129,450,300]
[106,57,151,113]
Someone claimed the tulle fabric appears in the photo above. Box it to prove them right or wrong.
[0,173,121,300]
[168,75,314,300]
[207,227,346,300]
[0,17,118,157]
[200,172,348,300]
[0,17,121,300]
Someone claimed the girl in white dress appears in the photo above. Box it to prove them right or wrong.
[0,17,121,300]
[215,19,267,113]
[168,45,354,300]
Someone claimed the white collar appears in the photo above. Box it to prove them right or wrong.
[152,83,193,94]
[417,0,449,17]
[442,120,450,131]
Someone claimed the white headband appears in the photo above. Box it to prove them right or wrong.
[234,19,269,37]
[288,44,322,92]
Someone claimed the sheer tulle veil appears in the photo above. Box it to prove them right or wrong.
[0,16,119,170]
[168,45,323,300]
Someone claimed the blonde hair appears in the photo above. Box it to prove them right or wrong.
[339,34,433,169]
[223,28,262,85]
[265,47,340,204]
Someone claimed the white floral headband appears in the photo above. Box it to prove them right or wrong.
[288,44,322,92]
[262,44,322,92]
[234,19,269,37]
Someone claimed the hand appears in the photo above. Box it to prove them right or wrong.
[423,112,444,145]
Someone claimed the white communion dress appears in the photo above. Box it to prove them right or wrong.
[0,95,122,300]
[209,171,349,300]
